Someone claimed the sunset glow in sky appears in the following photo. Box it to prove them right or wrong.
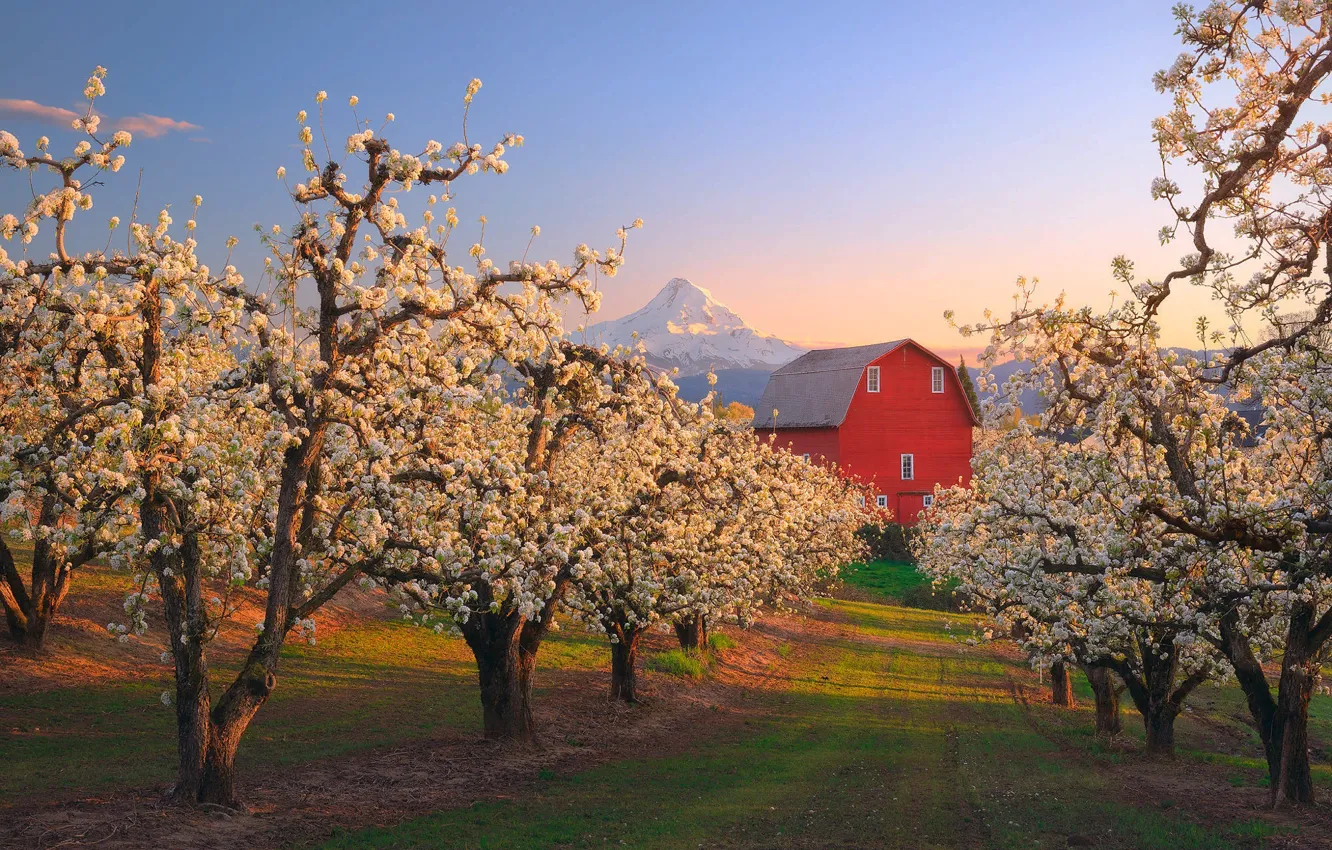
[0,1,1221,356]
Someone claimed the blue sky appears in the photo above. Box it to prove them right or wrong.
[1,1,1208,353]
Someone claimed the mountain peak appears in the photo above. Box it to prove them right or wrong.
[582,277,805,374]
[652,277,715,304]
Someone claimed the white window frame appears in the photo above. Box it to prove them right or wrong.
[922,494,934,509]
[866,365,880,393]
[802,453,811,462]
[931,366,945,394]
[856,495,866,507]
[876,494,888,509]
[901,453,914,480]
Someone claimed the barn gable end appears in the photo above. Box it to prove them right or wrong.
[752,339,977,525]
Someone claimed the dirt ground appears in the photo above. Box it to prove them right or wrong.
[1,592,828,850]
[0,576,386,697]
[6,589,1332,849]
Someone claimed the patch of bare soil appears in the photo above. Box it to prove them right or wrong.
[0,572,387,696]
[1,610,831,850]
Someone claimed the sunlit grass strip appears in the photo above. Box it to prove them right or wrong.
[645,649,707,679]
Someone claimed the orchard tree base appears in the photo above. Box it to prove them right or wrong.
[462,610,548,745]
[674,614,707,651]
[1083,665,1122,736]
[1051,661,1075,708]
[609,627,646,704]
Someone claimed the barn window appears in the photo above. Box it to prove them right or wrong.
[922,494,934,509]
[856,495,866,507]
[931,366,945,393]
[802,453,811,462]
[876,494,888,509]
[901,453,914,480]
[866,366,880,393]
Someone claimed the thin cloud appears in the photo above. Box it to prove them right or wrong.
[0,98,80,124]
[116,113,201,138]
[0,98,200,139]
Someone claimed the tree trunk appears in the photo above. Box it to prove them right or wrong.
[1271,605,1318,804]
[1050,660,1074,707]
[154,441,313,810]
[1082,664,1121,735]
[674,613,707,651]
[1,497,73,649]
[458,574,566,743]
[1140,637,1179,756]
[163,655,273,808]
[196,715,249,807]
[1219,610,1282,781]
[169,671,211,804]
[1010,620,1030,642]
[172,441,315,808]
[1109,632,1209,759]
[609,626,645,703]
[1143,703,1177,755]
[1272,657,1316,804]
[194,659,277,807]
[156,530,215,804]
[3,575,69,648]
[1218,605,1321,804]
[463,610,542,742]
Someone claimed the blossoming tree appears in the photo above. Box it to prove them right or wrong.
[937,2,1332,803]
[370,338,659,738]
[565,405,865,703]
[3,68,639,806]
[917,425,1222,753]
[0,69,144,648]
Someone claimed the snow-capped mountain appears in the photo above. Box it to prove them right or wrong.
[582,278,806,374]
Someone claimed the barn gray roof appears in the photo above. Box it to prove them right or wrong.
[751,340,905,429]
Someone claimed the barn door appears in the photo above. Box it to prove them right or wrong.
[898,493,927,525]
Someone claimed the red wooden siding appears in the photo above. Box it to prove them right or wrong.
[766,427,840,466]
[757,340,975,527]
[837,343,973,525]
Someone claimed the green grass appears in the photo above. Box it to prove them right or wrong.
[645,648,706,678]
[0,616,608,801]
[6,559,1329,849]
[840,559,926,598]
[839,559,958,609]
[707,632,737,652]
[320,600,1306,850]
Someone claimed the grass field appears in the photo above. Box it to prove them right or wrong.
[839,558,930,599]
[317,600,1324,850]
[3,562,1331,849]
[0,616,617,803]
[839,558,958,609]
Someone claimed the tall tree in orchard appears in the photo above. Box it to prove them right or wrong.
[5,70,633,807]
[560,380,705,702]
[374,339,651,739]
[944,2,1332,803]
[745,437,866,614]
[222,81,636,761]
[566,399,864,702]
[0,70,143,648]
[918,426,1221,753]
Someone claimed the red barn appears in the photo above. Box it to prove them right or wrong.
[752,340,977,525]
